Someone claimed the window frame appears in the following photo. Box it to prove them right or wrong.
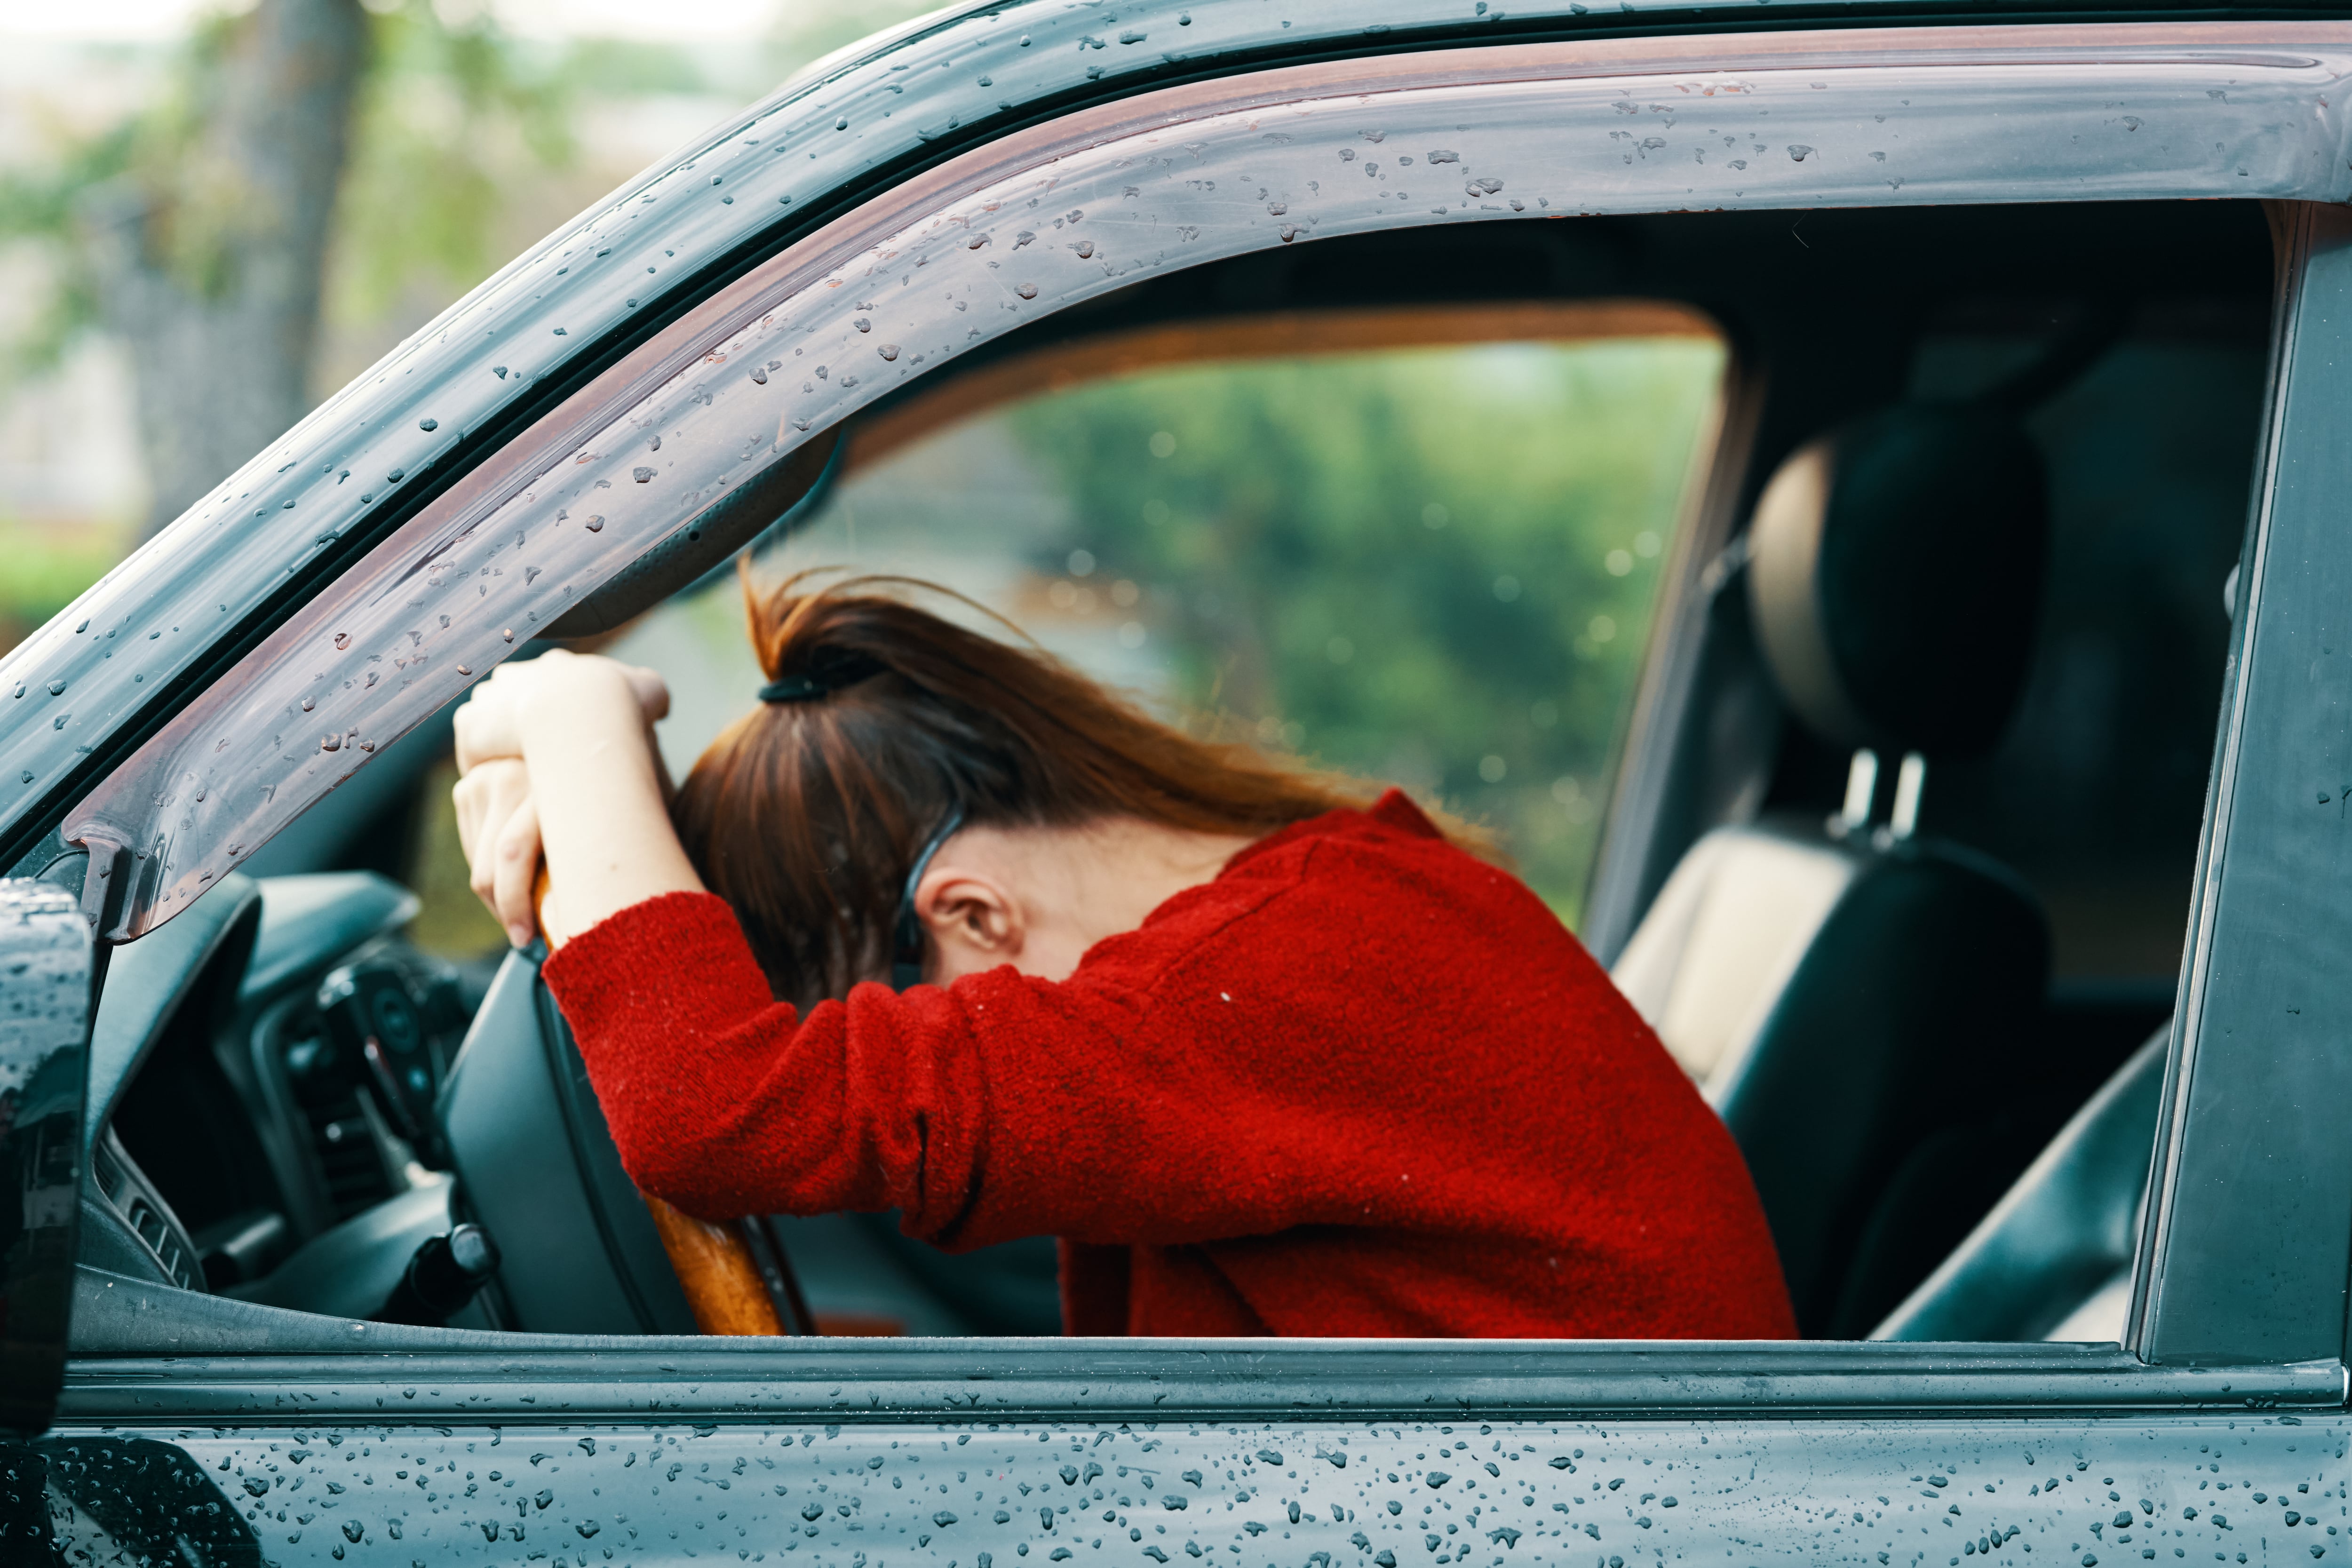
[31,25,2352,1407]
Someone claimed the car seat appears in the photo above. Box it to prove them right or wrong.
[1610,401,2054,1336]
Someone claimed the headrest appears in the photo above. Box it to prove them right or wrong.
[1745,403,2048,760]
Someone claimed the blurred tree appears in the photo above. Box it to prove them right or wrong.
[79,0,368,541]
[0,0,573,544]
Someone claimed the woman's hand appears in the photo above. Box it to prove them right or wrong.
[453,759,544,949]
[450,648,707,949]
[453,649,670,772]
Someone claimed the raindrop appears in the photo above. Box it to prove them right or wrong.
[633,467,656,483]
[320,734,341,753]
[333,632,351,650]
[880,344,901,361]
[420,418,438,432]
[1016,283,1038,299]
[1788,144,1815,161]
[1606,549,1634,576]
[1073,241,1096,259]
[752,367,769,384]
[855,318,872,333]
[493,366,509,378]
[1068,549,1097,578]
[387,469,405,483]
[302,697,315,712]
[585,516,604,532]
[44,678,64,696]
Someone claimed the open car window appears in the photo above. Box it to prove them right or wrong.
[614,305,1725,927]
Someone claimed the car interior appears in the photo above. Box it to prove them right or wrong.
[59,196,2270,1349]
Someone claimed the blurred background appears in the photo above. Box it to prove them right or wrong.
[0,0,1719,961]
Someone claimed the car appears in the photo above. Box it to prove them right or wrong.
[3,0,2350,1560]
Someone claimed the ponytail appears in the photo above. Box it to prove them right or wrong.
[671,570,1471,1007]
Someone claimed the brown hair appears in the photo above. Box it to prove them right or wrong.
[674,571,1422,1009]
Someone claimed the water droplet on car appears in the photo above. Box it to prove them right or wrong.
[334,632,350,650]
[585,516,604,532]
[419,418,438,432]
[880,344,900,361]
[44,678,64,695]
[1016,283,1037,299]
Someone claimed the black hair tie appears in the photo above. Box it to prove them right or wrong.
[760,648,888,704]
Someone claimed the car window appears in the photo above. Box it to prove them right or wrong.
[577,312,1725,929]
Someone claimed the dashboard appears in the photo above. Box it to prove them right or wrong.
[74,868,1062,1340]
[79,871,478,1319]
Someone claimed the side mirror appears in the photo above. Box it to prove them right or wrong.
[0,881,94,1434]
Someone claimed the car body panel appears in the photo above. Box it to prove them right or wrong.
[4,1,2352,1557]
[19,1362,2350,1565]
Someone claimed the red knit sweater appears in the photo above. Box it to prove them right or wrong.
[541,791,1796,1338]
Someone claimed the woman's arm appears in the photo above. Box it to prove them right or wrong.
[451,650,704,947]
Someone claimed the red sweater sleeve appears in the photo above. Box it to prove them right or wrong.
[541,876,1324,1249]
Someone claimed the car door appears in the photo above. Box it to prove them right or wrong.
[7,6,2352,1565]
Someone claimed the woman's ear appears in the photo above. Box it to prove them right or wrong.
[915,863,1024,980]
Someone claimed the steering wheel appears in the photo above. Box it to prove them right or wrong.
[434,945,812,1336]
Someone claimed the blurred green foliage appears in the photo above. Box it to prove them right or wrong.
[0,521,129,639]
[330,0,579,326]
[1002,339,1724,919]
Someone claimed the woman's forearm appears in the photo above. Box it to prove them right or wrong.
[520,663,706,947]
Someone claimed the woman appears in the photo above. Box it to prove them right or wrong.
[452,574,1794,1338]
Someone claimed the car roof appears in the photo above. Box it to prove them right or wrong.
[0,0,2337,871]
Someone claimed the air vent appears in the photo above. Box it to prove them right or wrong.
[90,1139,124,1203]
[302,1084,395,1220]
[122,1195,200,1291]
